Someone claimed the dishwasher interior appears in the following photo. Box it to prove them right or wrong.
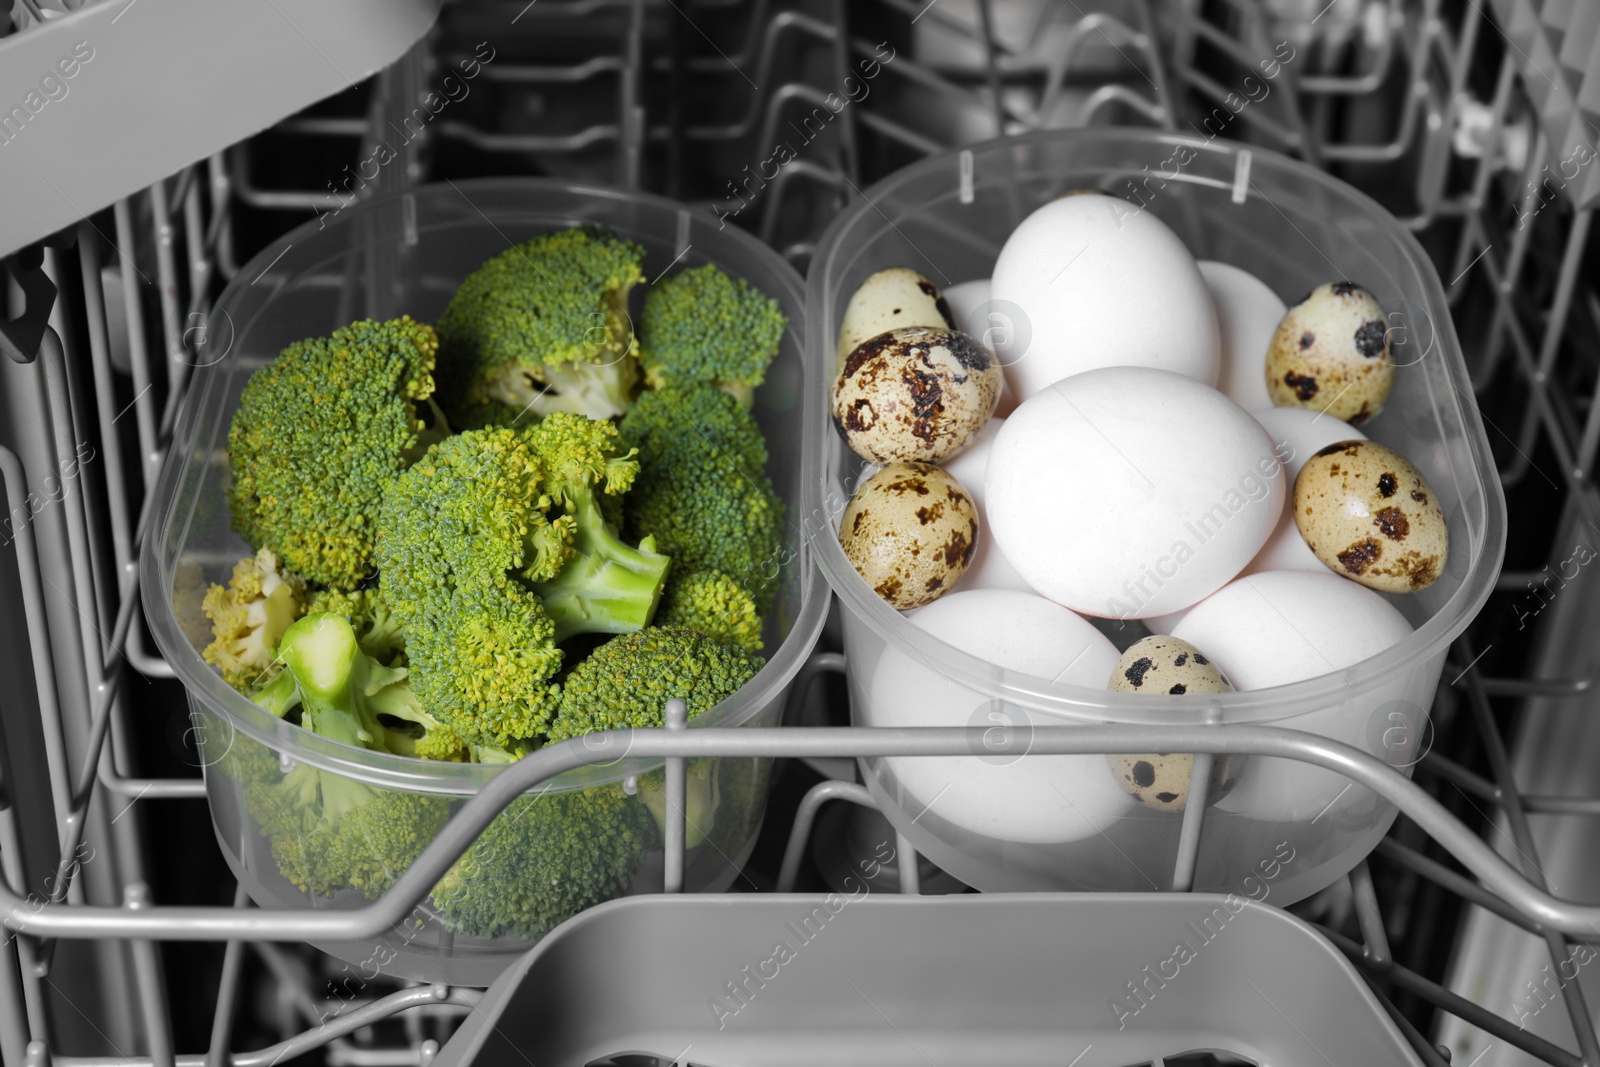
[1,0,1598,1064]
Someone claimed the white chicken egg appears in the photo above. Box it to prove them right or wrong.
[940,418,1034,595]
[1200,261,1287,413]
[1140,604,1191,637]
[1243,407,1367,576]
[986,368,1283,619]
[867,589,1130,844]
[942,278,1018,417]
[942,278,994,344]
[1172,569,1416,821]
[990,195,1220,399]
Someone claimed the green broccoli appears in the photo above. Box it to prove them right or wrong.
[522,413,671,644]
[226,316,442,590]
[548,627,763,849]
[620,385,784,611]
[251,764,451,899]
[701,756,771,858]
[430,784,652,940]
[250,614,466,758]
[377,421,671,746]
[638,263,787,406]
[240,613,454,897]
[306,586,406,667]
[374,429,569,747]
[642,755,772,862]
[655,569,764,653]
[201,548,307,693]
[547,627,763,741]
[435,226,645,424]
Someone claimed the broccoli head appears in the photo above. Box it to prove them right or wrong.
[375,428,569,747]
[251,763,451,899]
[227,316,441,590]
[430,783,652,940]
[250,614,465,757]
[522,413,671,644]
[655,569,764,653]
[306,585,406,667]
[202,548,308,692]
[620,385,784,611]
[638,263,787,406]
[240,613,455,897]
[435,226,645,423]
[549,627,762,849]
[547,627,764,743]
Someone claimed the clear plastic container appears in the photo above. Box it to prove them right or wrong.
[804,130,1506,904]
[143,179,827,986]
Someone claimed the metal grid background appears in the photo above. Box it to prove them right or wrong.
[2,0,1598,1064]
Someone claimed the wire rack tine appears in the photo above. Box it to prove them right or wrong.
[1460,642,1600,1065]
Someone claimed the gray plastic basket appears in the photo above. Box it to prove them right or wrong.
[435,893,1422,1066]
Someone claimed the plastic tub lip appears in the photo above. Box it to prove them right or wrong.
[804,127,1508,726]
[141,176,829,793]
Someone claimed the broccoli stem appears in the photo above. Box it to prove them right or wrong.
[487,356,639,423]
[276,614,386,750]
[639,760,721,850]
[529,494,670,644]
[251,667,301,719]
[316,767,379,825]
[467,742,528,764]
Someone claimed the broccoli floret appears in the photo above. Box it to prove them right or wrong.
[549,627,762,849]
[375,428,569,747]
[307,586,406,667]
[240,613,454,897]
[638,263,787,406]
[522,413,671,644]
[248,613,467,763]
[201,548,308,692]
[252,764,451,899]
[257,614,433,748]
[547,627,763,742]
[655,569,763,653]
[431,783,651,940]
[435,226,645,423]
[637,761,723,851]
[620,386,785,611]
[226,316,442,590]
[702,756,771,857]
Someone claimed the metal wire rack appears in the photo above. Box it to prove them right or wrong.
[3,0,1599,1064]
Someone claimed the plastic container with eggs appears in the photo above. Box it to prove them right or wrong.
[804,129,1506,903]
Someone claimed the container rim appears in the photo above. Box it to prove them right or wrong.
[142,176,830,794]
[803,126,1508,725]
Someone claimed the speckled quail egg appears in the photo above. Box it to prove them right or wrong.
[1104,636,1244,813]
[1293,439,1448,592]
[840,462,980,609]
[1266,281,1394,424]
[835,268,957,372]
[834,327,1002,465]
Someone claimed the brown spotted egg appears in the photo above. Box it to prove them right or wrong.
[1266,281,1394,425]
[839,462,979,610]
[835,268,957,372]
[833,327,1002,465]
[1294,439,1448,593]
[1104,635,1244,813]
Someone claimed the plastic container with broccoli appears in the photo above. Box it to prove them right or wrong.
[143,180,827,986]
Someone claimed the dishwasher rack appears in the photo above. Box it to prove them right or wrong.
[2,1,1599,1065]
